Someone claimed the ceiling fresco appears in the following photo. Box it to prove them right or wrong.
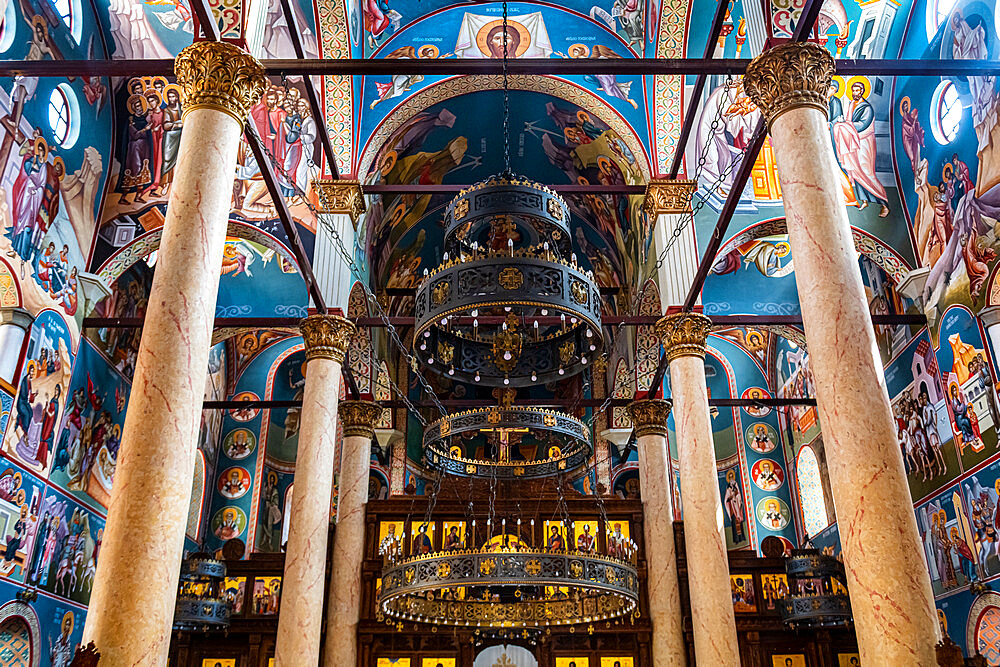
[360,88,648,295]
[345,0,657,57]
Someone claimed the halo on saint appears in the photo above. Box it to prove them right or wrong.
[845,75,871,98]
[475,19,531,58]
[829,75,846,97]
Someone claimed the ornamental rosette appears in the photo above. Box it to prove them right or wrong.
[643,179,697,216]
[627,399,672,438]
[174,41,267,123]
[299,314,356,363]
[339,400,382,438]
[655,312,713,363]
[743,42,835,128]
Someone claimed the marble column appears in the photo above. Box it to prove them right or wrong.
[323,399,381,667]
[312,179,366,308]
[627,399,686,667]
[656,312,739,666]
[274,315,355,666]
[643,180,698,309]
[744,42,938,665]
[82,42,266,666]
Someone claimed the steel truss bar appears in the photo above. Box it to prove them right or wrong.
[0,58,997,78]
[244,126,327,312]
[668,0,731,178]
[182,0,356,398]
[362,183,647,194]
[642,0,825,399]
[189,0,220,41]
[202,396,816,410]
[276,0,340,178]
[681,124,768,312]
[82,313,924,329]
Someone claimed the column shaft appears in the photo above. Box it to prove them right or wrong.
[744,42,937,665]
[644,180,698,310]
[323,400,380,667]
[274,315,354,666]
[83,42,265,666]
[629,400,686,667]
[670,353,740,665]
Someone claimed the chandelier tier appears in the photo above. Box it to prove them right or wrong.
[443,175,572,255]
[423,406,592,478]
[376,547,640,629]
[413,177,603,388]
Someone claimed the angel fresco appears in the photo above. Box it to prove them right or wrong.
[369,45,449,111]
[558,44,638,110]
[954,476,1000,578]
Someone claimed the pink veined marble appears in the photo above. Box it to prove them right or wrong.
[671,354,741,666]
[323,429,372,667]
[274,357,343,666]
[770,105,938,666]
[83,107,245,666]
[637,431,687,667]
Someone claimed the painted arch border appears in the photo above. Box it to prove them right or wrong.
[966,591,1000,657]
[0,600,41,667]
[94,220,302,287]
[715,217,912,284]
[356,74,653,181]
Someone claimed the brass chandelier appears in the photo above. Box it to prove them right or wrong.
[381,0,631,635]
[423,406,592,479]
[376,545,640,630]
[412,176,603,387]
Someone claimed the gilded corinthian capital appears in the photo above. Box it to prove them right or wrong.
[742,42,835,128]
[339,400,382,438]
[174,41,267,124]
[643,179,697,216]
[300,314,356,363]
[655,312,713,363]
[313,179,367,225]
[627,399,672,438]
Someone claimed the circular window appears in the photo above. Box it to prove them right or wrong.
[930,80,962,145]
[52,0,72,32]
[47,83,79,149]
[0,0,16,54]
[926,0,959,40]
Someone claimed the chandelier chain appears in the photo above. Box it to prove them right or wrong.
[247,123,447,424]
[502,0,511,177]
[585,75,739,425]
